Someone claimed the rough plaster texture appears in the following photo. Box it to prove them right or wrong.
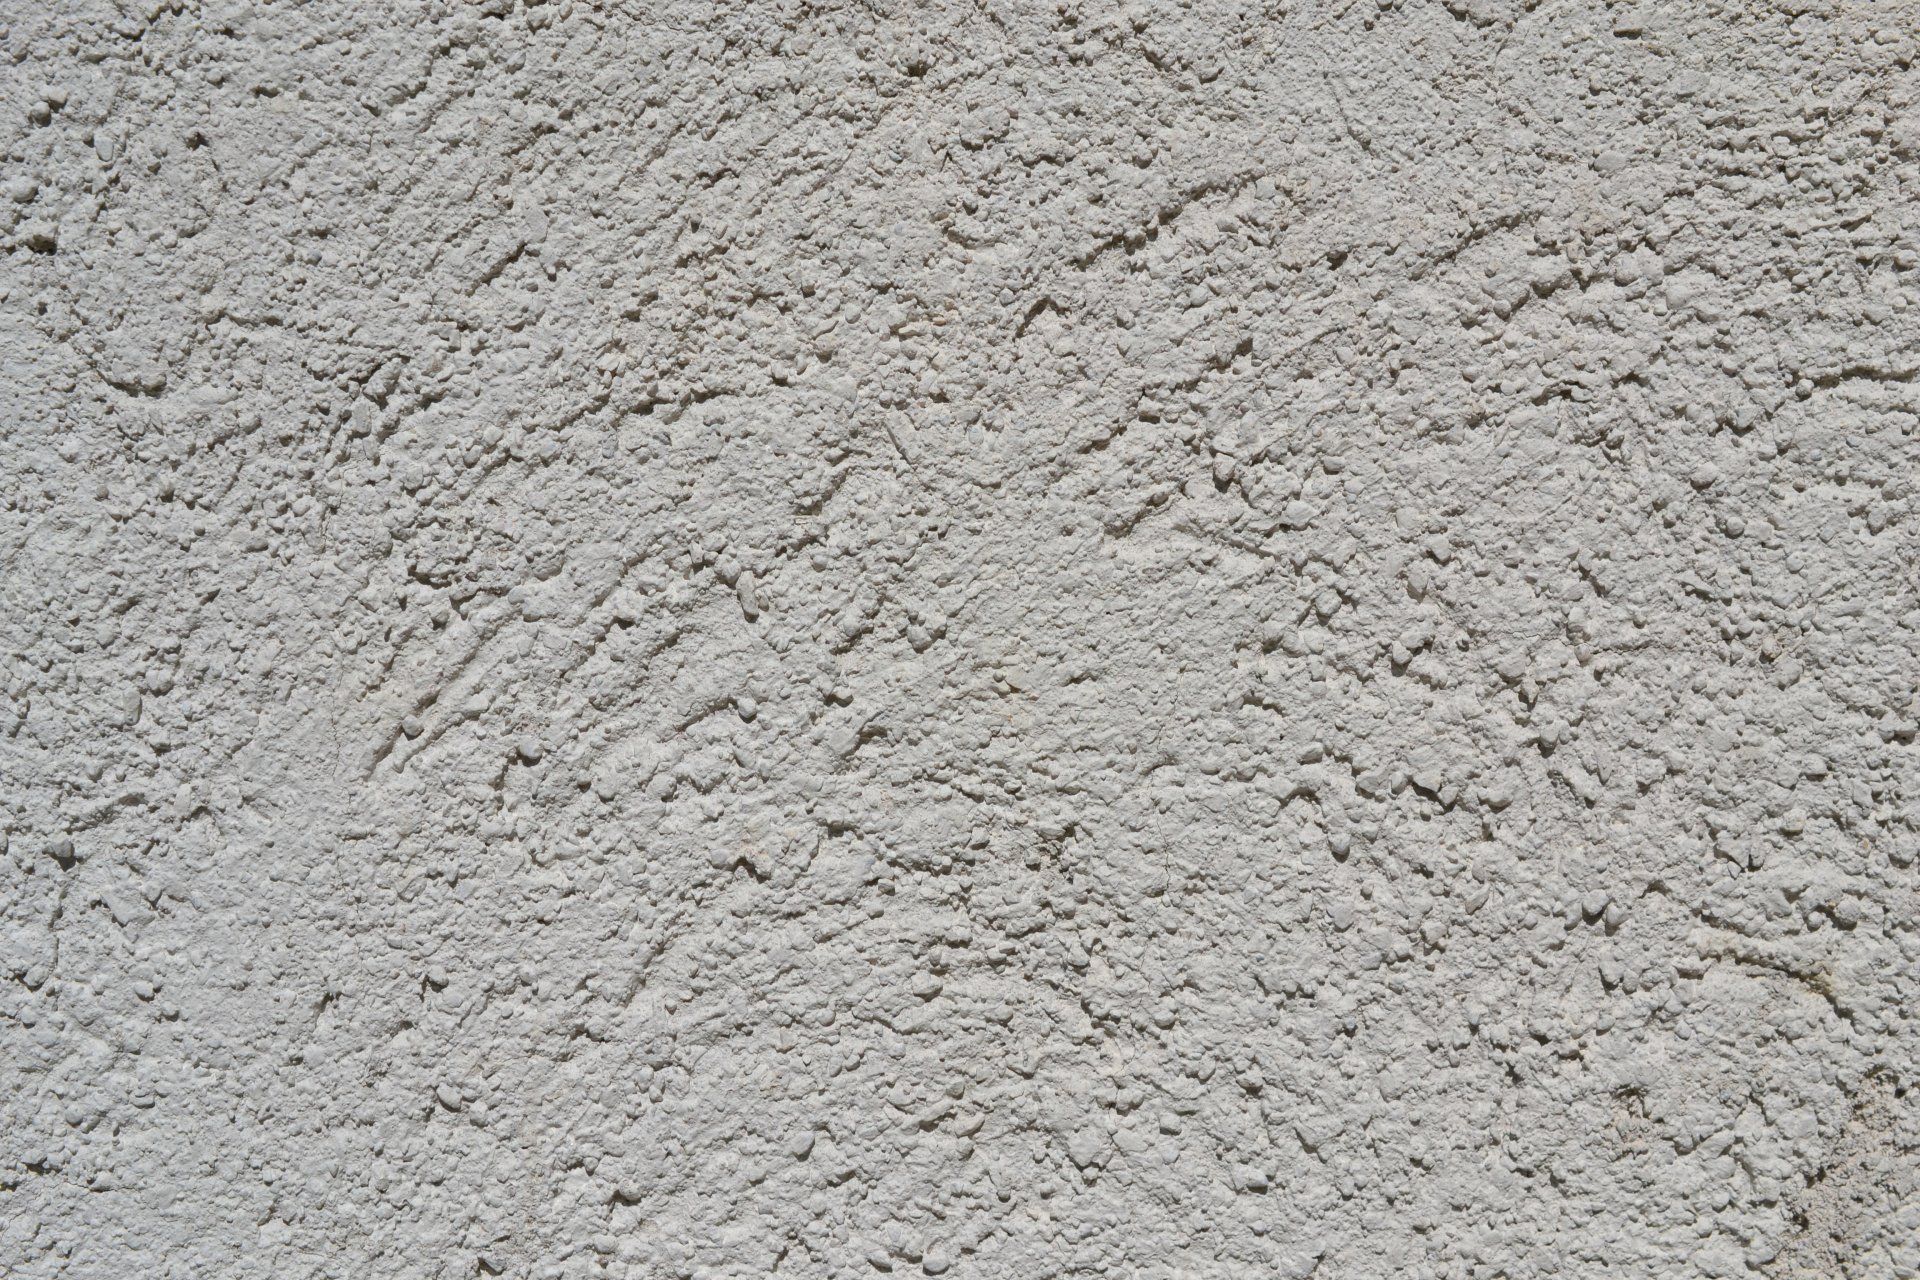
[3,2,1920,1278]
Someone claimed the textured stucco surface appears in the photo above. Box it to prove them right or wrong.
[3,2,1920,1277]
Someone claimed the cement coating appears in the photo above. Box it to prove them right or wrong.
[3,2,1919,1277]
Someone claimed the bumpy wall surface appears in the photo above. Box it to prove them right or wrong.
[3,2,1918,1277]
